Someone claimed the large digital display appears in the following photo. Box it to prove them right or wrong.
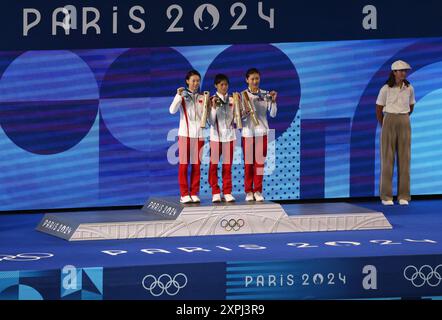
[0,37,441,210]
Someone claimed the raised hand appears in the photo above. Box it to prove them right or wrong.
[177,87,185,95]
[211,96,220,109]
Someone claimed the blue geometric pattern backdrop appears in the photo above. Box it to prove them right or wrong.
[0,37,441,210]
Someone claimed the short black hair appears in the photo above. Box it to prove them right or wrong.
[214,73,229,85]
[185,70,201,81]
[246,68,260,79]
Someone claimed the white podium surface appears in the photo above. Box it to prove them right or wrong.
[37,198,392,241]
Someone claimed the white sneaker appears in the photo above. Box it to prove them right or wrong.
[382,200,394,206]
[180,195,192,204]
[191,195,200,203]
[399,199,409,205]
[254,192,264,202]
[212,194,222,203]
[245,192,255,201]
[224,194,236,202]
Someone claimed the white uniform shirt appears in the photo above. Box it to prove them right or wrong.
[376,83,416,114]
[169,91,205,138]
[209,92,237,142]
[241,89,277,137]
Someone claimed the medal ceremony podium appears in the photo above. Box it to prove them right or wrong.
[37,197,392,241]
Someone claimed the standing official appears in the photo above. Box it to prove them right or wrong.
[376,60,416,206]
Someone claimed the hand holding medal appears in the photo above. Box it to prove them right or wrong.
[269,90,277,102]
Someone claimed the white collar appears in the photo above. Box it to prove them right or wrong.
[186,88,199,95]
[248,87,261,94]
[393,82,409,90]
[216,92,228,102]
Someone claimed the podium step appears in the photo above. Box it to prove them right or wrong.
[36,198,392,241]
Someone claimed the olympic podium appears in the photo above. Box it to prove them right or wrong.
[36,197,392,241]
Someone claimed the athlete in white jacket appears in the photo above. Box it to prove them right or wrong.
[241,68,277,202]
[169,70,205,204]
[208,74,237,203]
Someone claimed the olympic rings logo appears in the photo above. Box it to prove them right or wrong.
[403,265,442,287]
[142,273,188,297]
[0,253,54,262]
[220,218,245,231]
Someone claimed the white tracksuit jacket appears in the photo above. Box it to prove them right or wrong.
[169,90,205,138]
[208,92,237,142]
[241,88,277,138]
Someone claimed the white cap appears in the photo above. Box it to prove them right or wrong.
[391,60,411,71]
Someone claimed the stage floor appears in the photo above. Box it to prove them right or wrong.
[1,199,442,300]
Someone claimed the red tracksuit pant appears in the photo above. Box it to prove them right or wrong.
[208,140,235,195]
[242,135,268,193]
[178,136,204,197]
